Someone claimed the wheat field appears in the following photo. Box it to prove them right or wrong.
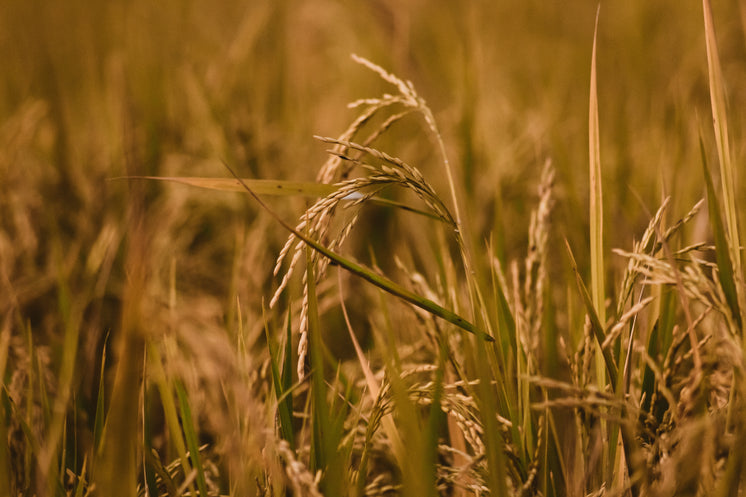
[2,1,746,496]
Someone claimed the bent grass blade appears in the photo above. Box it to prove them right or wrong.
[701,137,741,329]
[702,0,746,332]
[117,176,340,196]
[116,176,441,220]
[564,239,617,387]
[223,165,493,341]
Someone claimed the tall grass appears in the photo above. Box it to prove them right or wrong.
[2,1,746,496]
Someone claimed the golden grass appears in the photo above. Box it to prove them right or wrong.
[2,1,746,496]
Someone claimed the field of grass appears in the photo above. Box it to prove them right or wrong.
[2,1,746,496]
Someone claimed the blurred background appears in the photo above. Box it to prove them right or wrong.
[1,0,745,492]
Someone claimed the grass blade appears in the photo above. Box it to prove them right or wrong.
[564,240,617,387]
[383,342,435,496]
[116,176,340,196]
[93,333,109,455]
[282,308,294,395]
[703,0,740,262]
[702,0,745,330]
[566,240,646,494]
[588,5,607,374]
[475,334,509,496]
[146,342,195,496]
[640,321,660,415]
[587,6,604,318]
[142,377,159,497]
[265,309,295,447]
[588,8,616,485]
[118,176,441,220]
[175,381,209,497]
[306,246,345,495]
[700,137,740,329]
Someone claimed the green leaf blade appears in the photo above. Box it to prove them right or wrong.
[175,381,209,497]
[701,138,741,329]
